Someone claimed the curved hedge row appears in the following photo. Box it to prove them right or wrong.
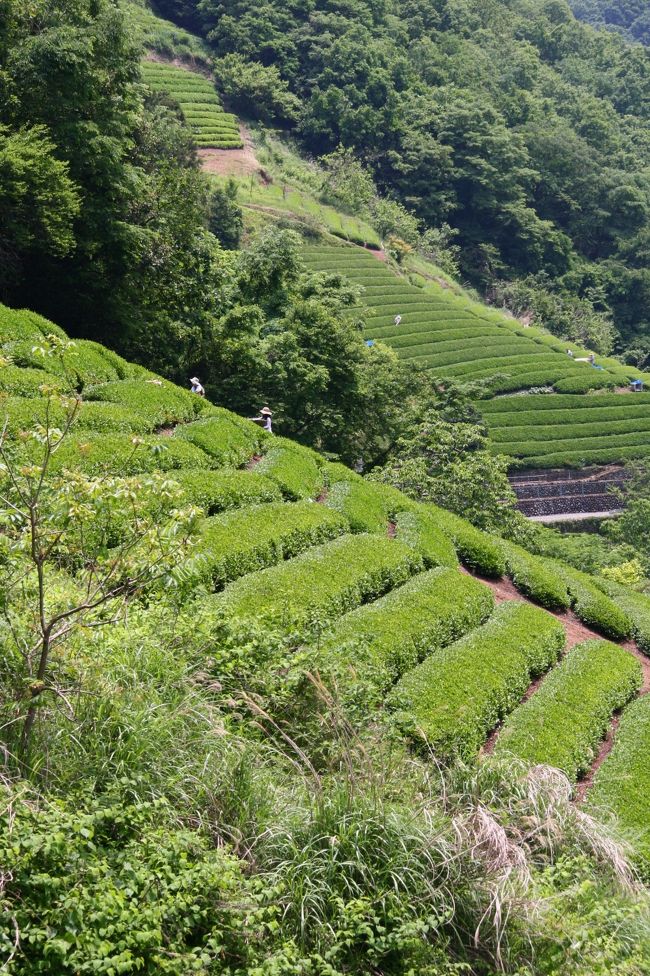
[495,640,642,781]
[504,543,571,611]
[215,534,422,633]
[390,601,565,761]
[171,469,282,514]
[595,580,650,654]
[192,501,348,588]
[22,431,212,476]
[319,567,494,691]
[177,411,262,467]
[85,379,205,428]
[588,696,650,877]
[256,443,324,500]
[546,560,632,639]
[427,505,506,577]
[394,510,459,568]
[324,478,416,533]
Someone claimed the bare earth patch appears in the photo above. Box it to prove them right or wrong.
[198,126,261,178]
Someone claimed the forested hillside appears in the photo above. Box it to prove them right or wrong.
[150,0,650,359]
[571,0,650,44]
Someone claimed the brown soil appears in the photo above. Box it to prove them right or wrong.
[387,521,397,539]
[246,454,263,471]
[574,715,621,802]
[157,426,175,438]
[316,489,329,504]
[198,125,261,178]
[368,249,387,263]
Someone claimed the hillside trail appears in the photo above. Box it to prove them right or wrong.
[458,566,650,792]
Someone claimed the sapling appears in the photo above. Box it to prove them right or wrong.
[0,389,201,768]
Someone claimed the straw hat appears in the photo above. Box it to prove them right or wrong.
[260,406,272,416]
[190,377,201,384]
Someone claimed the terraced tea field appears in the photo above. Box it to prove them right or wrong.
[140,61,242,148]
[482,393,650,468]
[3,299,650,874]
[302,243,650,470]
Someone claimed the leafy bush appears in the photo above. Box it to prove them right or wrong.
[495,640,642,781]
[319,566,493,691]
[427,504,506,577]
[588,696,650,877]
[390,601,565,761]
[85,378,205,428]
[324,477,415,533]
[24,431,211,476]
[596,579,650,654]
[76,401,154,434]
[176,410,262,467]
[394,510,459,568]
[191,501,347,588]
[0,397,152,437]
[504,542,571,610]
[216,534,422,634]
[256,442,324,500]
[0,365,69,396]
[0,788,254,976]
[0,304,66,343]
[547,559,632,640]
[171,469,282,514]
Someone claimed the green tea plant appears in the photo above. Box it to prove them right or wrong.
[391,601,565,761]
[495,640,642,780]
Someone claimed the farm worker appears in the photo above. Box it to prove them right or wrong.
[250,406,273,433]
[566,349,574,358]
[189,376,205,397]
[394,314,402,326]
[588,353,596,365]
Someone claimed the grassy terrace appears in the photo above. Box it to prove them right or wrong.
[140,61,242,148]
[302,243,650,468]
[3,299,650,876]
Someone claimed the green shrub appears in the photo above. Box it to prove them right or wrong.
[216,534,422,633]
[171,469,282,514]
[495,640,642,780]
[318,566,493,691]
[85,379,204,427]
[190,501,347,588]
[0,365,70,396]
[25,432,211,476]
[588,696,650,876]
[553,372,620,393]
[76,401,154,434]
[323,460,363,486]
[547,559,632,640]
[394,510,459,568]
[504,542,571,610]
[427,504,506,577]
[323,476,415,533]
[0,304,66,343]
[176,410,262,467]
[0,789,252,976]
[256,443,324,500]
[390,601,565,761]
[596,579,650,654]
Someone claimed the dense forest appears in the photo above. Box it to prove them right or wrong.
[571,0,650,44]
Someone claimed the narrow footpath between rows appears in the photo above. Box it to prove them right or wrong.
[458,567,650,798]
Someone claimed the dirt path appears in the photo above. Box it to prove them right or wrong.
[460,567,650,778]
[198,125,261,178]
[246,454,263,471]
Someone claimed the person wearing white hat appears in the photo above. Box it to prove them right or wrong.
[189,377,205,397]
[250,406,273,433]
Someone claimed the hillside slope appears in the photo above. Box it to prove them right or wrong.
[3,299,650,871]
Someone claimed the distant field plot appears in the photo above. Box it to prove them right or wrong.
[481,394,650,466]
[302,245,644,398]
[140,61,242,148]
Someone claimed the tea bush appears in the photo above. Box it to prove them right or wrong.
[495,640,642,780]
[176,410,262,466]
[85,378,204,427]
[391,602,565,761]
[171,469,282,513]
[256,442,324,500]
[216,534,422,633]
[394,509,459,568]
[504,542,571,610]
[427,504,506,577]
[192,501,348,587]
